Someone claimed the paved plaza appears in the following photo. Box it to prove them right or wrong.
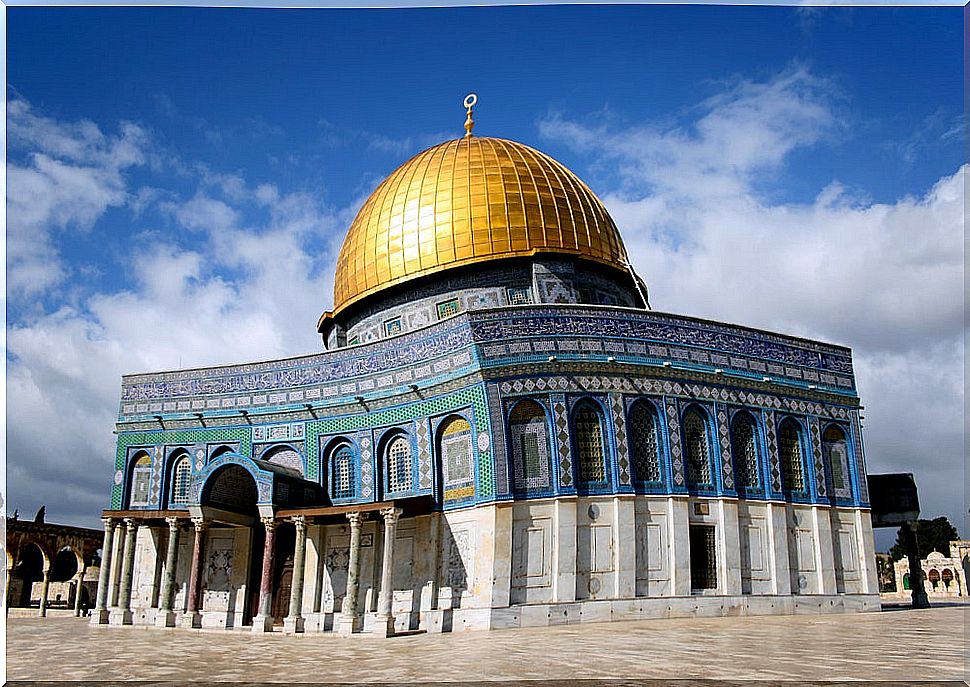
[6,606,968,684]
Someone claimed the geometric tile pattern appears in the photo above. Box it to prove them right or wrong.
[808,416,827,499]
[664,399,685,487]
[486,383,510,497]
[850,411,868,504]
[358,433,374,500]
[552,396,572,488]
[764,411,782,495]
[716,408,734,491]
[609,393,631,485]
[149,446,162,506]
[416,419,432,491]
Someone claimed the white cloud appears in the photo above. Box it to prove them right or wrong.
[542,66,965,536]
[7,99,149,297]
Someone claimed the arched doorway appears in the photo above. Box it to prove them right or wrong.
[12,544,46,607]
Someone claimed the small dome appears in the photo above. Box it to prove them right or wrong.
[331,136,630,316]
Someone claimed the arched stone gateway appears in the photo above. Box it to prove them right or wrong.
[6,517,101,617]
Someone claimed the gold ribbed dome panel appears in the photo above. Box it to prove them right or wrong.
[333,136,629,315]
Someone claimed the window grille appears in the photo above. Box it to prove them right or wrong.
[331,445,355,499]
[507,286,533,305]
[629,402,661,483]
[436,298,460,319]
[574,404,606,484]
[171,457,191,504]
[822,426,849,494]
[386,436,413,493]
[683,409,711,486]
[689,525,718,590]
[730,413,760,489]
[383,317,402,336]
[509,401,551,492]
[779,420,805,493]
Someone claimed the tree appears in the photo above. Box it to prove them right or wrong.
[889,516,960,561]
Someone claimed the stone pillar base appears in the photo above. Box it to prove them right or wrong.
[282,616,305,634]
[251,614,275,633]
[179,611,202,629]
[370,614,396,638]
[108,609,133,626]
[89,608,111,625]
[336,614,360,636]
[155,610,178,628]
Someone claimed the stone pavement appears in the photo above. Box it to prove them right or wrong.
[6,606,967,684]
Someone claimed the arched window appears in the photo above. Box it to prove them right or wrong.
[330,444,355,500]
[170,456,192,506]
[385,435,413,494]
[129,453,152,507]
[683,408,712,487]
[263,445,305,477]
[928,568,940,590]
[778,419,805,495]
[730,412,760,490]
[573,401,606,486]
[822,425,850,494]
[509,400,552,493]
[439,416,474,497]
[942,568,954,589]
[628,401,661,484]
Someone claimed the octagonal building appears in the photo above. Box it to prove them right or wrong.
[95,101,879,635]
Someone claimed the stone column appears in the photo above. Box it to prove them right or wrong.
[38,566,51,618]
[108,522,127,607]
[91,518,116,624]
[155,517,181,627]
[902,521,930,609]
[373,507,402,637]
[252,516,277,633]
[180,517,206,628]
[111,519,139,625]
[337,511,365,636]
[72,564,88,616]
[283,516,307,634]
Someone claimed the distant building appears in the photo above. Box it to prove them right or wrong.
[94,98,879,636]
[6,516,102,616]
[889,541,970,599]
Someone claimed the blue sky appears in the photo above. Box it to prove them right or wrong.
[5,5,964,546]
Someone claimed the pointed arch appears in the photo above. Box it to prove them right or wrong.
[127,451,153,508]
[508,399,552,495]
[438,415,475,501]
[628,399,662,486]
[730,410,761,491]
[168,450,193,507]
[778,417,806,497]
[822,424,850,496]
[682,406,713,488]
[571,399,608,488]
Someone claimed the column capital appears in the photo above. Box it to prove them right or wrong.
[191,516,208,533]
[124,517,140,532]
[379,507,403,525]
[165,516,181,531]
[261,516,277,532]
[346,511,367,527]
[102,516,116,530]
[291,515,306,531]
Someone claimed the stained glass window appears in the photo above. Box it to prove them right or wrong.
[683,409,711,487]
[779,419,805,494]
[730,412,760,490]
[386,436,412,493]
[383,317,402,336]
[574,403,606,485]
[507,286,533,305]
[171,456,191,505]
[331,445,355,499]
[509,400,551,492]
[822,425,850,495]
[629,401,661,483]
[436,298,460,319]
[130,453,152,506]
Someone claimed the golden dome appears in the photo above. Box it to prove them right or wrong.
[331,135,629,316]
